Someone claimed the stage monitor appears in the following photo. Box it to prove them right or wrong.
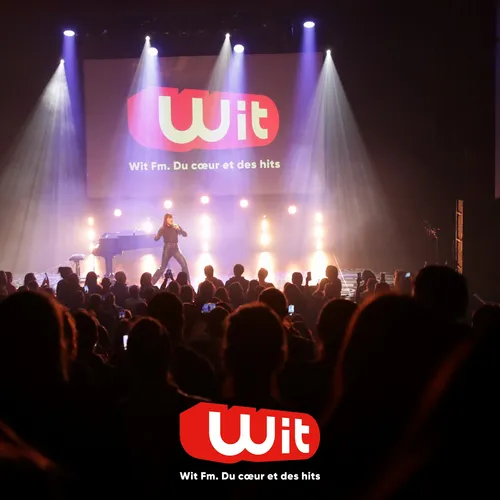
[83,52,326,199]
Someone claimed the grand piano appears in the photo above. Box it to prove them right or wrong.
[92,230,161,276]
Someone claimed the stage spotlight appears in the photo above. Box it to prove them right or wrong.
[63,30,75,37]
[200,195,210,204]
[202,242,209,252]
[261,219,269,231]
[200,214,211,225]
[148,47,158,56]
[87,229,96,241]
[303,21,315,28]
[226,33,230,38]
[145,35,150,41]
[144,219,154,233]
[60,59,64,64]
[288,205,297,214]
[314,227,324,239]
[260,233,270,246]
[114,209,122,217]
[87,217,94,227]
[234,44,244,53]
[326,49,331,55]
[240,199,249,208]
[163,199,173,209]
[315,213,323,223]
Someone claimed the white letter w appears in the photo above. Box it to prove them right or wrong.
[208,411,275,456]
[158,96,230,144]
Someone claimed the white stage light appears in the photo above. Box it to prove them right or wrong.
[163,199,173,209]
[288,205,297,214]
[261,219,269,231]
[240,199,249,208]
[144,220,154,233]
[314,227,324,239]
[87,217,94,226]
[225,33,230,38]
[303,21,315,28]
[315,213,323,223]
[114,209,122,217]
[60,59,64,64]
[63,30,75,37]
[200,195,210,204]
[87,229,96,241]
[148,47,158,56]
[145,35,150,41]
[234,44,244,53]
[260,233,270,246]
[326,49,331,55]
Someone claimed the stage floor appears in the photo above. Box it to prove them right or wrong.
[24,250,393,299]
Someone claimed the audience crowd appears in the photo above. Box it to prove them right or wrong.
[0,263,497,499]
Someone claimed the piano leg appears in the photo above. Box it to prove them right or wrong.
[104,255,113,277]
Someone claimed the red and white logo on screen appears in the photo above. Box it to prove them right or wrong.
[179,402,320,463]
[127,87,279,152]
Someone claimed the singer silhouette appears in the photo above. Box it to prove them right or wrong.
[152,213,190,284]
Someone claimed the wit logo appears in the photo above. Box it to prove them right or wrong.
[127,87,279,152]
[180,403,320,463]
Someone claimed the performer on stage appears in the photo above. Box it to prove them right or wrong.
[152,213,190,285]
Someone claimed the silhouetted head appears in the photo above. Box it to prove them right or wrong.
[114,271,127,284]
[140,272,153,287]
[326,265,339,281]
[259,287,287,319]
[233,264,244,277]
[414,266,468,321]
[214,287,230,303]
[180,284,194,303]
[317,299,357,362]
[85,272,98,286]
[127,317,170,384]
[166,280,180,297]
[257,268,268,282]
[198,280,215,302]
[176,271,188,286]
[224,304,287,382]
[204,265,214,278]
[129,285,139,299]
[73,309,99,356]
[291,272,303,287]
[148,291,184,342]
[23,273,36,286]
[0,291,69,389]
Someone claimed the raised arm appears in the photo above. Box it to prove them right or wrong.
[175,224,187,237]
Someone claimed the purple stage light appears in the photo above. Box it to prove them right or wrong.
[148,47,158,56]
[200,195,210,204]
[303,21,315,28]
[288,205,297,214]
[240,199,249,208]
[114,209,122,217]
[164,199,173,209]
[234,44,244,53]
[63,30,75,37]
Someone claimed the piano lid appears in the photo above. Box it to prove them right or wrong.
[98,230,150,239]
